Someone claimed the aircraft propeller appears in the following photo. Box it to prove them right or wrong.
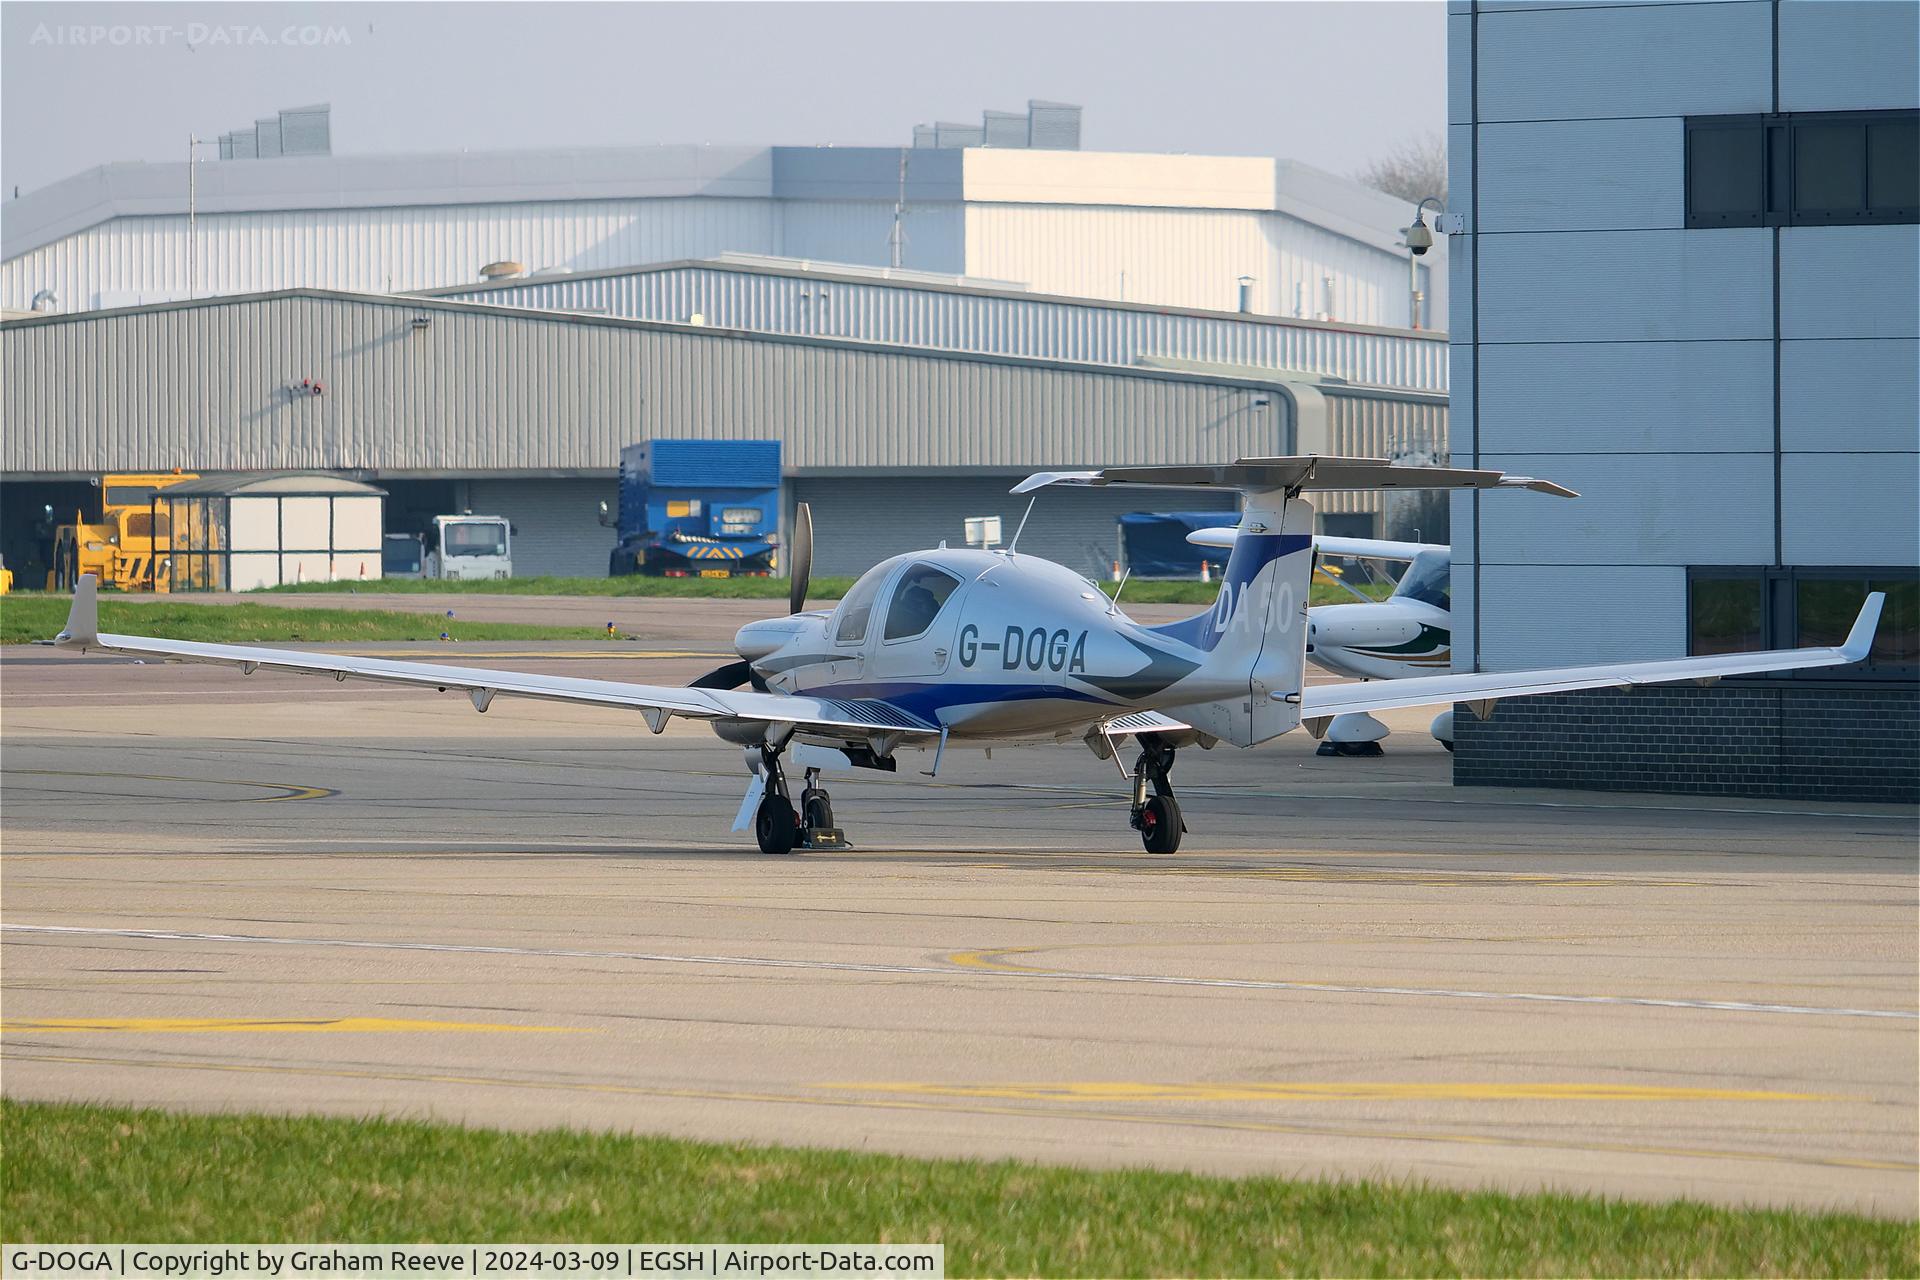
[686,501,813,692]
[788,501,813,616]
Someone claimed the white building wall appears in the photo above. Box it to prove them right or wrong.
[963,204,1413,328]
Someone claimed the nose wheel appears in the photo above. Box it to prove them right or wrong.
[1128,737,1186,854]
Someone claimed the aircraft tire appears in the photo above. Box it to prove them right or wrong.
[802,790,834,831]
[1139,794,1182,855]
[755,795,799,856]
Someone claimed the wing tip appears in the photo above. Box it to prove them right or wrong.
[1840,592,1885,663]
[56,573,99,646]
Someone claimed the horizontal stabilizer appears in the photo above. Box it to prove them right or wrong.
[1016,456,1577,498]
[1186,529,1444,560]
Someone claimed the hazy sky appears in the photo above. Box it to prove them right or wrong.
[2,1,1444,198]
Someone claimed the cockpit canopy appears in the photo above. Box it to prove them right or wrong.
[831,557,967,646]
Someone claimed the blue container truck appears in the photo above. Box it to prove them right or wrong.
[605,439,783,577]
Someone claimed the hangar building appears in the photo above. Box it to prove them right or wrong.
[0,288,1430,582]
[2,132,1443,328]
[1447,0,1917,801]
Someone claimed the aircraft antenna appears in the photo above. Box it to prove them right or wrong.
[1004,496,1038,556]
[1107,567,1132,615]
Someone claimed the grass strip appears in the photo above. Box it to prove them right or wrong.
[261,576,1393,606]
[2,1101,1912,1276]
[0,597,610,646]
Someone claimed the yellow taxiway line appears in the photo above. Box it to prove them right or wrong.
[5,1050,1909,1174]
[3,769,332,802]
[823,1081,1850,1103]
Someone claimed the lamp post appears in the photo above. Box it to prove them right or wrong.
[186,135,217,299]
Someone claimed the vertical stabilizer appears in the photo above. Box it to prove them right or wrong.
[1149,494,1314,746]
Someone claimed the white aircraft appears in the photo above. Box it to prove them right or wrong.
[51,456,1883,857]
[1189,527,1454,754]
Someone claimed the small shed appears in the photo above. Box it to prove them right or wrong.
[158,473,386,591]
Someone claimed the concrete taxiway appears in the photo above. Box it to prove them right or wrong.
[2,622,1916,1218]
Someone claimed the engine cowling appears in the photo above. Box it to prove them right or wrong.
[1308,603,1426,652]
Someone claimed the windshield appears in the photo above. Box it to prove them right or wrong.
[1392,550,1450,609]
[443,521,507,557]
[383,538,423,573]
[105,484,161,508]
[833,563,894,645]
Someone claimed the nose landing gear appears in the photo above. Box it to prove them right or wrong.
[1128,736,1185,854]
[752,745,847,856]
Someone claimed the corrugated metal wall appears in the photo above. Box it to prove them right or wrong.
[0,198,794,310]
[794,475,1235,580]
[0,292,1297,475]
[466,478,616,578]
[4,195,1427,341]
[440,265,1448,391]
[1316,396,1450,517]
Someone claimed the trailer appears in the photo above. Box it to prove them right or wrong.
[604,439,781,577]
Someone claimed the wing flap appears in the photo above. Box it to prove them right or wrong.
[1295,594,1885,718]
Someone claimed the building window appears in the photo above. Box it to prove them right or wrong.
[1689,567,1919,680]
[1685,110,1919,228]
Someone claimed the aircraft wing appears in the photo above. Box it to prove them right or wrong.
[50,576,936,740]
[1294,594,1884,719]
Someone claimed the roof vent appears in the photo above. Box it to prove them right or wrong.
[1027,101,1082,150]
[479,261,527,281]
[218,104,331,160]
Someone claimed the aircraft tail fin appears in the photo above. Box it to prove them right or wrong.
[1145,491,1315,746]
[1013,456,1575,748]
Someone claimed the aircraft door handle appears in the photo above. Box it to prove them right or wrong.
[933,648,948,660]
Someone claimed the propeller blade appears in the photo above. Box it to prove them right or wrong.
[688,659,754,690]
[788,501,814,616]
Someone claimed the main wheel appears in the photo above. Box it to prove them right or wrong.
[755,794,799,856]
[1138,793,1182,855]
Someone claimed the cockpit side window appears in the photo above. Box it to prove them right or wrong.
[882,564,964,641]
[833,565,893,645]
[1392,550,1451,609]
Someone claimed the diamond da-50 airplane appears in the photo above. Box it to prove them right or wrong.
[52,456,1883,856]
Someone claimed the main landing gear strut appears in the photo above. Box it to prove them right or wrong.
[753,743,848,856]
[1128,736,1185,855]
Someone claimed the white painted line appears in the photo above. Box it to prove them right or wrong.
[6,923,1914,1022]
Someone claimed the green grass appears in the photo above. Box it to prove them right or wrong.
[0,596,611,646]
[3,1102,1913,1276]
[263,575,1394,607]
